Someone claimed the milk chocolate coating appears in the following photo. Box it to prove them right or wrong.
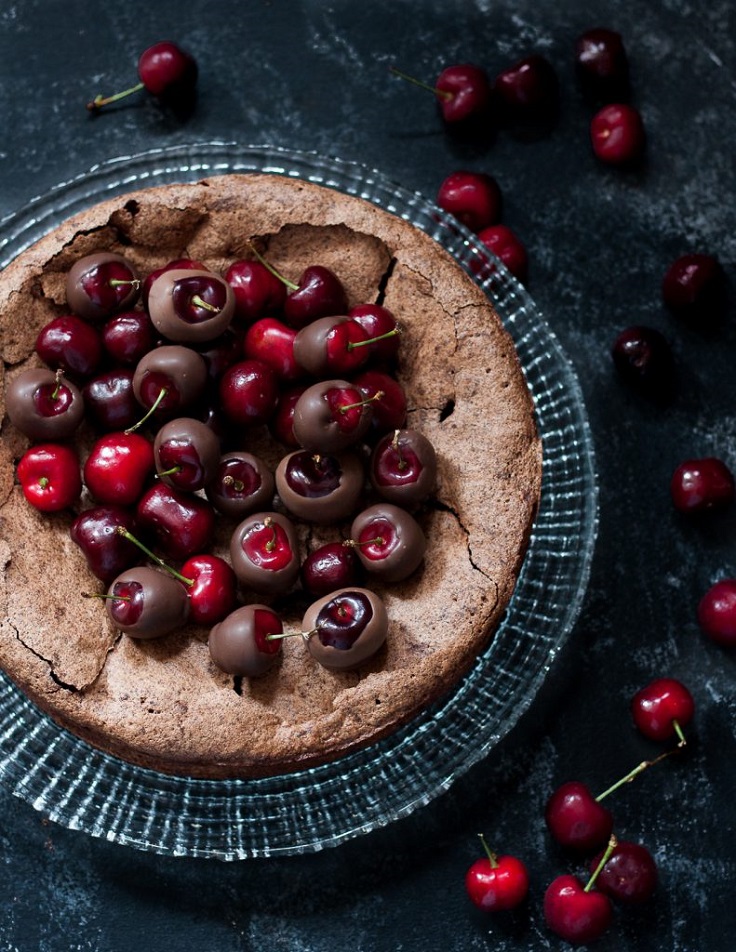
[153,416,221,492]
[350,503,426,583]
[205,451,275,518]
[132,345,208,412]
[293,314,350,376]
[229,511,300,595]
[148,269,235,343]
[208,604,283,677]
[303,587,388,671]
[369,428,438,506]
[66,252,140,321]
[5,367,84,440]
[105,566,190,640]
[292,379,373,454]
[275,449,364,523]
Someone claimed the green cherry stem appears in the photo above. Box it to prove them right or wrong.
[338,390,384,414]
[191,294,220,313]
[246,242,298,291]
[389,66,453,102]
[125,386,168,434]
[346,328,400,351]
[82,591,131,602]
[673,719,687,747]
[156,465,182,480]
[51,368,65,402]
[115,526,194,587]
[478,833,498,869]
[595,749,677,803]
[585,835,618,893]
[87,82,145,112]
[265,628,316,643]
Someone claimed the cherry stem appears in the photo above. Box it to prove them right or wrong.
[344,536,385,548]
[109,278,141,291]
[222,475,245,492]
[595,749,678,803]
[673,718,687,747]
[156,465,182,479]
[82,591,131,602]
[51,368,65,401]
[263,516,277,553]
[125,386,168,433]
[478,833,498,869]
[38,476,49,490]
[191,294,220,313]
[584,835,618,893]
[115,526,194,587]
[246,242,298,291]
[87,82,145,112]
[339,390,384,414]
[389,66,453,102]
[391,429,408,470]
[347,328,400,351]
[265,628,316,643]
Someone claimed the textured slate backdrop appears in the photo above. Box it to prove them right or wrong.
[0,1,735,950]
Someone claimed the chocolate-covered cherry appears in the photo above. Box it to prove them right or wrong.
[102,566,190,640]
[148,269,235,343]
[243,317,302,381]
[208,604,283,677]
[101,310,158,365]
[35,314,103,379]
[275,449,364,523]
[611,325,675,400]
[591,103,646,165]
[84,431,154,506]
[16,443,82,512]
[302,587,388,671]
[224,259,287,323]
[349,304,401,363]
[180,554,237,626]
[437,171,502,233]
[142,258,209,308]
[83,369,139,431]
[348,503,426,583]
[293,315,366,377]
[230,511,300,595]
[153,417,220,492]
[698,579,736,647]
[300,542,361,598]
[70,505,141,583]
[590,840,658,904]
[66,252,140,321]
[670,457,734,513]
[205,451,275,518]
[661,253,725,324]
[136,483,215,561]
[132,344,208,419]
[292,379,376,453]
[351,369,408,434]
[631,677,694,743]
[218,358,280,427]
[575,28,630,103]
[6,367,84,441]
[370,429,437,506]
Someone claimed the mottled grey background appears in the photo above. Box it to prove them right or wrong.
[0,1,735,949]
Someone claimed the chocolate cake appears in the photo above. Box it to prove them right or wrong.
[0,174,542,778]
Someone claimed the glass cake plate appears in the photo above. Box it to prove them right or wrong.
[0,143,598,859]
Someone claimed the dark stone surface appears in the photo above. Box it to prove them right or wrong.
[1,1,735,949]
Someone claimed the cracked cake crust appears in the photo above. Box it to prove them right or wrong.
[0,174,541,778]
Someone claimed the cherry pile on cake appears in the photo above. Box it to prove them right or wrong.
[0,174,541,778]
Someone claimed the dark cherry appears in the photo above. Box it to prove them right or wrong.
[83,369,140,432]
[35,314,103,379]
[229,511,300,595]
[153,416,220,492]
[208,604,283,677]
[465,835,530,912]
[293,315,373,377]
[348,503,426,583]
[300,542,361,598]
[698,579,736,647]
[16,443,82,512]
[575,28,630,102]
[132,344,208,418]
[224,259,287,324]
[205,451,275,518]
[243,317,302,382]
[437,171,502,233]
[103,566,190,640]
[351,369,408,434]
[477,224,529,283]
[66,252,140,321]
[275,449,364,523]
[670,457,735,513]
[611,325,675,400]
[302,587,388,670]
[194,328,243,385]
[5,367,84,441]
[179,554,237,627]
[135,483,215,561]
[494,54,559,122]
[283,265,349,330]
[349,304,401,363]
[590,840,658,905]
[269,385,307,448]
[292,379,375,453]
[544,781,614,853]
[370,428,438,506]
[390,63,493,125]
[661,253,725,324]
[218,358,280,427]
[70,505,141,583]
[148,269,235,343]
[142,258,208,308]
[544,873,612,945]
[83,431,155,506]
[631,677,694,743]
[87,41,197,112]
[101,310,158,365]
[590,103,646,165]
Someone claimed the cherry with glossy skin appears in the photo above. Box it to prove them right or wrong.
[275,449,364,524]
[544,781,613,853]
[101,310,158,366]
[494,54,559,123]
[591,103,646,165]
[437,171,502,234]
[205,451,275,518]
[101,566,190,640]
[348,503,426,583]
[132,344,208,420]
[84,431,154,506]
[87,41,198,112]
[661,253,725,324]
[153,416,220,492]
[269,385,307,448]
[302,587,388,671]
[224,259,287,323]
[544,836,617,945]
[70,505,141,583]
[293,315,377,377]
[292,379,377,454]
[465,834,530,912]
[66,252,140,321]
[611,325,676,401]
[208,604,283,677]
[390,63,493,125]
[148,269,235,343]
[194,328,243,386]
[35,315,103,380]
[300,542,361,598]
[218,358,280,427]
[631,677,694,743]
[575,28,630,103]
[370,428,438,506]
[698,579,736,647]
[477,224,529,284]
[17,443,82,512]
[349,304,401,363]
[135,483,215,561]
[83,369,140,432]
[670,457,735,514]
[590,840,658,905]
[243,317,302,381]
[351,369,408,434]
[229,511,300,595]
[179,554,237,626]
[5,367,85,441]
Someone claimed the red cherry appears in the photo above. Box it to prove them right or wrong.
[543,873,613,945]
[269,385,307,448]
[574,28,630,103]
[494,54,559,123]
[544,781,613,853]
[611,325,676,401]
[83,431,155,506]
[17,443,82,512]
[135,483,215,561]
[243,317,302,381]
[590,103,645,165]
[180,554,237,626]
[698,579,736,647]
[670,457,735,513]
[83,369,140,432]
[300,542,361,598]
[283,265,349,330]
[477,224,528,283]
[590,840,658,904]
[631,677,694,743]
[464,834,529,912]
[101,310,158,365]
[35,315,103,380]
[224,259,287,323]
[218,359,280,427]
[87,41,198,111]
[351,369,407,433]
[437,171,502,233]
[661,253,725,324]
[348,304,401,363]
[390,63,492,125]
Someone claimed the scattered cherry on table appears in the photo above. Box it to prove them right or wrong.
[464,834,529,911]
[631,677,694,744]
[697,579,736,647]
